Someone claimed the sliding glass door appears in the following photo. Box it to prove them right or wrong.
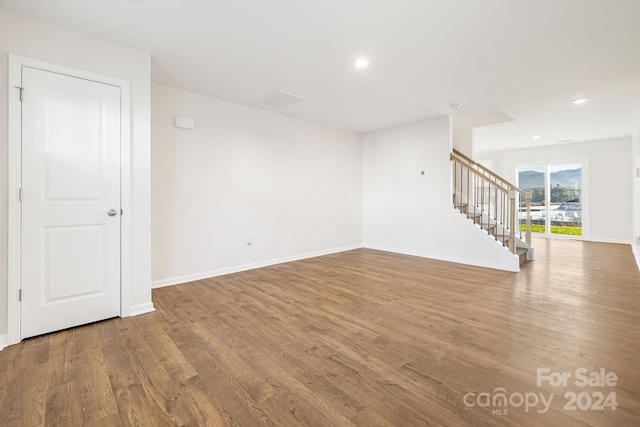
[517,163,582,237]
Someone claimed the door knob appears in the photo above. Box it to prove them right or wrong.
[107,209,118,217]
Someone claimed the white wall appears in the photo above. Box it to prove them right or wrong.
[452,109,513,158]
[0,8,153,341]
[362,117,519,271]
[633,112,640,267]
[151,84,363,286]
[477,137,633,243]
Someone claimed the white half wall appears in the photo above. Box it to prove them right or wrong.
[477,137,633,243]
[151,84,363,287]
[362,117,519,272]
[0,8,153,338]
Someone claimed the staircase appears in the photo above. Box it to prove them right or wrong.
[451,149,534,266]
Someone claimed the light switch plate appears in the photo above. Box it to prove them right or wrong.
[175,117,195,130]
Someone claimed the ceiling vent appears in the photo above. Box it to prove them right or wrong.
[259,90,304,108]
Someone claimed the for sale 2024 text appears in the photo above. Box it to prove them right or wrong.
[537,368,618,412]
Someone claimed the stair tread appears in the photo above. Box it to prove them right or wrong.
[478,223,496,230]
[453,155,534,269]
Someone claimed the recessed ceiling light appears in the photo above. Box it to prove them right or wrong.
[555,139,574,143]
[354,58,369,69]
[450,103,462,110]
[572,98,588,105]
[532,135,541,140]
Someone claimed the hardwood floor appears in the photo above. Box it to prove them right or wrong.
[2,238,640,426]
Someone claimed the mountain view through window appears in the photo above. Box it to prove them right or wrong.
[517,163,582,236]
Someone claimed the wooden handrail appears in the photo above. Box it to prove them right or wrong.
[450,153,512,196]
[452,149,525,196]
[451,150,533,252]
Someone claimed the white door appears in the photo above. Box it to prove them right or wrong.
[20,66,122,339]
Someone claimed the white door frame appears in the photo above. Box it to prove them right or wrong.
[515,159,589,239]
[7,54,132,346]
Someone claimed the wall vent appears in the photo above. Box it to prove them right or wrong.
[259,90,304,108]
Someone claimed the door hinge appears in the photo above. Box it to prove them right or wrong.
[18,188,23,202]
[18,289,22,302]
[16,86,24,102]
[121,209,124,215]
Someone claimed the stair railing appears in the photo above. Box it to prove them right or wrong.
[451,149,532,254]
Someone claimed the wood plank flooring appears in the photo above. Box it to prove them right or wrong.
[2,238,640,426]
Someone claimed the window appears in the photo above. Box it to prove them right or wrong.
[517,163,582,237]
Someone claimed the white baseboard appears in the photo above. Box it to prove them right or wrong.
[152,244,363,289]
[530,233,632,245]
[583,237,632,245]
[128,302,156,316]
[0,334,7,351]
[633,244,640,272]
[362,243,520,272]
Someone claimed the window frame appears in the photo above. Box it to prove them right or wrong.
[516,160,588,239]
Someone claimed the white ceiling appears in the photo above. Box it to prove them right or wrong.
[2,0,640,152]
